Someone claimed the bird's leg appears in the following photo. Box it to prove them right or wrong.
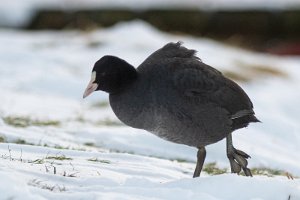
[226,133,252,176]
[193,146,206,178]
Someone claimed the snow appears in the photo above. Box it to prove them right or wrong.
[0,144,299,200]
[0,21,300,199]
[1,0,300,27]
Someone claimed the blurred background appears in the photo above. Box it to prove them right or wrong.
[0,0,300,187]
[2,0,300,54]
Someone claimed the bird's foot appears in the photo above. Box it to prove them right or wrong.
[227,146,252,176]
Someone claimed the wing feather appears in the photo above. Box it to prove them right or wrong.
[172,58,255,120]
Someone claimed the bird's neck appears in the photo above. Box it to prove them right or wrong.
[109,74,152,129]
[106,66,138,95]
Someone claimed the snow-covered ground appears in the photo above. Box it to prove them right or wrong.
[0,21,300,199]
[1,0,300,27]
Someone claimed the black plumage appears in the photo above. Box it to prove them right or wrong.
[83,42,260,177]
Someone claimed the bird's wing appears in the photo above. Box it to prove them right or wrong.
[172,58,255,119]
[139,41,255,119]
[137,42,200,72]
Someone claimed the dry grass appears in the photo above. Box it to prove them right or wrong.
[87,157,111,164]
[2,116,60,128]
[96,118,124,126]
[28,179,66,192]
[90,101,109,108]
[203,162,227,175]
[202,162,297,178]
[0,136,5,143]
[46,155,72,161]
[222,60,289,83]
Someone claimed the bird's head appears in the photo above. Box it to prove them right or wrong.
[83,55,137,98]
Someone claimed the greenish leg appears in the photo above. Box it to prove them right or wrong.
[226,133,252,176]
[193,146,206,178]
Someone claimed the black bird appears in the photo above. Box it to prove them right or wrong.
[83,42,260,177]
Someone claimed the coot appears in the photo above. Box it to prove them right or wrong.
[83,42,259,177]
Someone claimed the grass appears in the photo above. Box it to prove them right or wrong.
[202,162,297,178]
[110,149,135,155]
[14,139,34,145]
[2,116,60,128]
[84,142,95,147]
[53,145,70,150]
[222,60,289,83]
[28,155,72,164]
[222,70,252,82]
[29,158,45,164]
[74,115,123,127]
[203,162,227,175]
[86,40,105,49]
[96,118,124,126]
[250,167,296,178]
[0,136,5,143]
[250,65,288,78]
[0,138,34,145]
[171,158,191,163]
[49,144,86,152]
[90,101,109,108]
[87,157,111,164]
[46,155,72,161]
[250,167,284,176]
[28,179,66,192]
